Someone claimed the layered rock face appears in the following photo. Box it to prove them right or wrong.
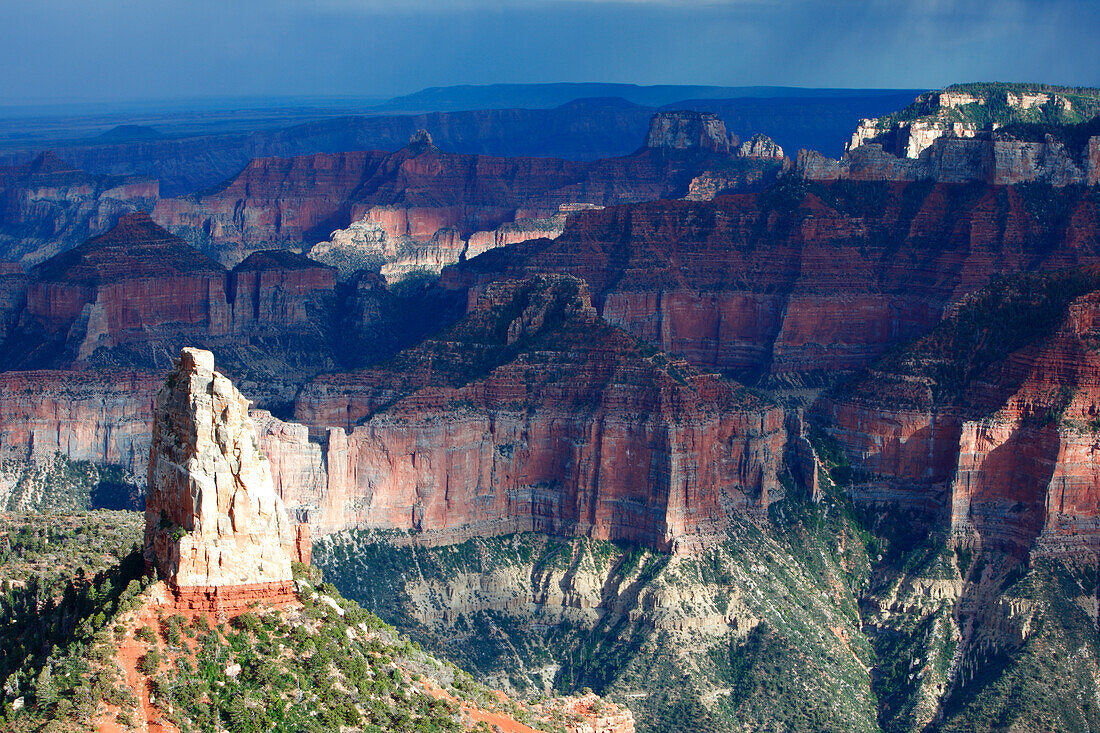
[801,133,1099,185]
[644,111,736,153]
[227,250,337,332]
[445,181,1100,379]
[288,276,787,547]
[0,370,158,508]
[817,267,1100,556]
[151,124,775,269]
[144,348,308,609]
[803,85,1100,184]
[24,212,229,361]
[310,203,587,280]
[8,213,335,368]
[0,152,158,265]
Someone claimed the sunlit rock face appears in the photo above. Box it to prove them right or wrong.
[144,347,308,609]
[644,111,735,153]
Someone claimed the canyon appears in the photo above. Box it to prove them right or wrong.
[0,152,158,266]
[445,178,1100,378]
[816,266,1100,557]
[0,89,917,196]
[150,116,784,271]
[5,82,1100,732]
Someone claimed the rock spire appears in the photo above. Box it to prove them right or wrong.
[144,347,308,609]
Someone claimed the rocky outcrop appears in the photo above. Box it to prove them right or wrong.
[805,85,1100,184]
[310,203,589,280]
[144,347,309,610]
[151,127,772,268]
[8,214,336,368]
[0,152,158,266]
[537,694,635,733]
[801,133,1099,185]
[290,276,786,547]
[445,181,1100,379]
[644,111,735,153]
[738,133,784,159]
[816,267,1100,556]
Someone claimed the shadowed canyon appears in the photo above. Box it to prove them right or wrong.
[4,81,1100,733]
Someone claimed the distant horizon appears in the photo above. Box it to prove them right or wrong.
[0,82,931,113]
[4,1,1097,110]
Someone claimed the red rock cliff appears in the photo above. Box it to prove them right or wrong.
[151,131,770,267]
[817,267,1100,556]
[445,182,1100,378]
[14,214,336,367]
[288,276,787,548]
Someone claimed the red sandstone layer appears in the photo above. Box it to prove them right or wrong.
[169,580,299,612]
[150,139,767,265]
[289,276,786,547]
[445,182,1100,376]
[818,271,1100,556]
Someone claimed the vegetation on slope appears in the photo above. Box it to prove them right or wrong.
[0,511,603,733]
[0,455,142,512]
[316,477,883,733]
[837,265,1100,411]
[876,83,1100,129]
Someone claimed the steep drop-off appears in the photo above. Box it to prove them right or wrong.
[817,266,1100,556]
[288,275,786,547]
[446,180,1100,380]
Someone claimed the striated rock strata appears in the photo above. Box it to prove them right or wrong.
[444,181,1100,378]
[0,152,158,265]
[801,85,1100,185]
[8,213,335,368]
[144,347,309,610]
[152,122,777,268]
[310,203,593,281]
[817,267,1100,556]
[288,275,786,548]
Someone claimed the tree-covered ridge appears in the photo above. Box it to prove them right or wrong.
[0,511,612,732]
[836,265,1100,411]
[873,82,1100,130]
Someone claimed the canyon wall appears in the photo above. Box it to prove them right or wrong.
[152,119,781,270]
[0,276,789,552]
[8,213,336,368]
[802,86,1100,185]
[0,152,158,266]
[817,270,1100,556]
[800,134,1100,185]
[445,181,1100,378]
[0,369,158,476]
[286,276,787,548]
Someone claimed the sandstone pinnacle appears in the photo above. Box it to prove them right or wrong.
[144,347,308,609]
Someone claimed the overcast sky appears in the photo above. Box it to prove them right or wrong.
[2,0,1098,105]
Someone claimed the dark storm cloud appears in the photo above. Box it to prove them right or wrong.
[0,0,1097,105]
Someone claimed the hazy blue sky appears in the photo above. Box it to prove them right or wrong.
[2,0,1098,105]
